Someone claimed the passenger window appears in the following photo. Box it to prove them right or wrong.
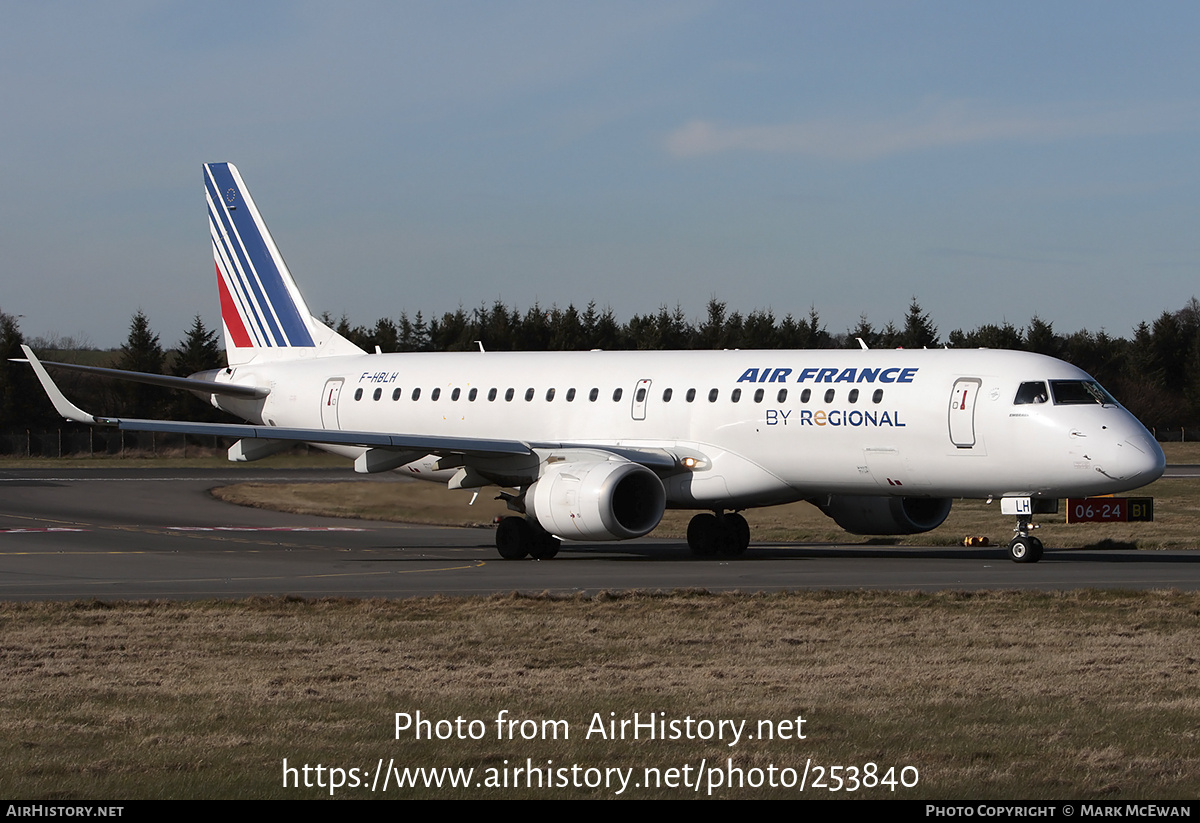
[354,388,363,401]
[708,388,719,402]
[731,388,742,402]
[431,388,441,401]
[488,388,497,401]
[392,388,402,401]
[373,388,382,401]
[468,388,478,401]
[800,388,811,403]
[824,389,835,403]
[1014,381,1049,405]
[505,388,515,402]
[662,388,673,402]
[451,388,461,401]
[636,387,646,402]
[612,388,623,402]
[777,388,787,403]
[848,389,858,404]
[411,387,421,401]
[566,388,576,401]
[546,388,555,401]
[686,388,696,402]
[589,388,599,402]
[525,388,535,402]
[872,389,883,403]
[754,388,764,403]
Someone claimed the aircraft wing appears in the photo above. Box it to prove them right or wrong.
[21,345,531,459]
[20,346,683,469]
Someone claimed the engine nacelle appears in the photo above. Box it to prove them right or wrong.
[819,495,953,535]
[525,460,666,541]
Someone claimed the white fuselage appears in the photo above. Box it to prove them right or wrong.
[214,347,1165,508]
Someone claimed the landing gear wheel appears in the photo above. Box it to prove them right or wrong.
[687,513,719,556]
[496,516,531,560]
[1027,536,1043,563]
[528,527,561,560]
[724,513,750,556]
[688,512,750,557]
[1008,535,1043,564]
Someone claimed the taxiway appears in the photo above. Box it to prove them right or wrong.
[1,467,1197,600]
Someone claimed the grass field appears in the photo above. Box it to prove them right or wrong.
[2,591,1198,800]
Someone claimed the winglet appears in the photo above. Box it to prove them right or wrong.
[20,345,100,424]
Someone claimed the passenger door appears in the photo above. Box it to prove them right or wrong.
[948,378,981,448]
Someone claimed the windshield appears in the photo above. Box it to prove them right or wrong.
[1013,381,1049,405]
[1049,380,1117,406]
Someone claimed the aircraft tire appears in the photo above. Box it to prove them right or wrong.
[496,517,531,560]
[687,513,720,556]
[716,519,739,556]
[1008,535,1043,564]
[528,528,561,560]
[1027,536,1044,563]
[725,513,750,555]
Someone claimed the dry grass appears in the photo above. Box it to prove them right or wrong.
[1,591,1198,799]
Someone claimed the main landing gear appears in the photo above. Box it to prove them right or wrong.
[1008,513,1043,564]
[495,516,560,560]
[686,511,750,557]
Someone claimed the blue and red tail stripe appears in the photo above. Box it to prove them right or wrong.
[205,163,315,349]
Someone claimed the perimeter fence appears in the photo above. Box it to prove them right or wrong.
[0,426,238,458]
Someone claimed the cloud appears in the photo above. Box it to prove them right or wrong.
[664,100,1200,161]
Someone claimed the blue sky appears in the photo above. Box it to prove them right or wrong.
[3,1,1199,347]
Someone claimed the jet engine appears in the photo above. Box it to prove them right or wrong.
[525,460,666,541]
[817,495,953,535]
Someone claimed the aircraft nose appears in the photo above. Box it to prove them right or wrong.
[1115,434,1166,485]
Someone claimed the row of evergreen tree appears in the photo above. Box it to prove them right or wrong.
[3,297,1199,432]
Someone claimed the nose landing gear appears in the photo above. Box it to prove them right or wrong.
[1006,509,1044,563]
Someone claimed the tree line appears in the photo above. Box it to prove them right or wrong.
[3,296,1200,432]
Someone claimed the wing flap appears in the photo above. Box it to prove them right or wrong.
[101,416,532,457]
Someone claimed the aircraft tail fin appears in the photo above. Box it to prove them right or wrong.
[205,163,364,366]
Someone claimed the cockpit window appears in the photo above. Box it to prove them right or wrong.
[1014,381,1049,405]
[1049,380,1116,406]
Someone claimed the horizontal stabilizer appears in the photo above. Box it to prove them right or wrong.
[13,355,268,399]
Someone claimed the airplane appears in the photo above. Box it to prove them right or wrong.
[20,162,1166,564]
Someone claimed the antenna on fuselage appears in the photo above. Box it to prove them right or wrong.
[856,337,869,350]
